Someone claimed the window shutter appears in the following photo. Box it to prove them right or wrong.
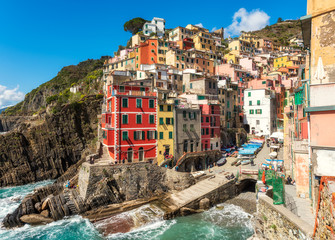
[155,131,157,139]
[147,131,150,139]
[171,118,174,124]
[189,112,191,119]
[134,132,137,140]
[142,131,145,140]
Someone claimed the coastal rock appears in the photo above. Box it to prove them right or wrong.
[41,198,50,210]
[199,198,210,210]
[34,202,42,212]
[20,214,53,225]
[40,210,49,218]
[0,95,102,187]
[180,207,204,216]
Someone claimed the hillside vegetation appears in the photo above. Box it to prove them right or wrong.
[249,20,302,46]
[3,56,109,116]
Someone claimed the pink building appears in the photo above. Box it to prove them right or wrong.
[239,57,259,77]
[215,63,249,83]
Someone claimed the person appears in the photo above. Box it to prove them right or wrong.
[287,175,292,185]
[122,158,125,164]
[175,166,179,171]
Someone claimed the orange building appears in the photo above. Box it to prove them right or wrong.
[135,39,158,70]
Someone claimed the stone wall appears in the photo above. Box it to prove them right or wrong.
[256,195,313,239]
[78,162,195,204]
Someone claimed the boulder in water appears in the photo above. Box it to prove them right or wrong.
[199,198,210,210]
[40,210,50,218]
[35,202,42,212]
[20,214,53,225]
[41,198,50,210]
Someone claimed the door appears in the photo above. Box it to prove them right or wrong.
[127,148,133,162]
[139,147,144,161]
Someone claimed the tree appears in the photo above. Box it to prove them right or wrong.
[124,17,148,35]
[277,17,283,23]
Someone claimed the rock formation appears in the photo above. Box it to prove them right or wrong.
[3,163,195,228]
[0,95,102,187]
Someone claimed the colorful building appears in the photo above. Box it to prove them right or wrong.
[200,103,221,151]
[101,83,158,163]
[157,92,175,165]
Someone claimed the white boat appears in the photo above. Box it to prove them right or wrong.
[241,160,251,165]
[269,152,278,159]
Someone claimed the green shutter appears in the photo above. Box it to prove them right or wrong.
[134,132,137,140]
[189,112,191,118]
[159,132,163,139]
[155,131,157,139]
[169,132,173,139]
[260,109,262,114]
[257,100,260,105]
[159,118,164,125]
[142,131,145,140]
[147,131,150,139]
[171,118,174,124]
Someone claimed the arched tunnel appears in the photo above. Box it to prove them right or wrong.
[236,178,257,194]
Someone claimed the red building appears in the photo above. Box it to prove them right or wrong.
[101,84,157,163]
[200,103,221,151]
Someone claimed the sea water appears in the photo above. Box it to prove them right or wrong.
[0,181,254,240]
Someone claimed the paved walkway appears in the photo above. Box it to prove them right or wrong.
[285,184,315,225]
[164,171,231,209]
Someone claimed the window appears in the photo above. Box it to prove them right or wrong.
[248,92,251,97]
[249,101,252,106]
[249,109,254,114]
[159,118,164,125]
[256,109,262,114]
[147,130,157,140]
[182,56,184,61]
[160,105,164,111]
[183,111,187,118]
[102,130,107,139]
[169,132,173,139]
[257,100,260,105]
[256,120,260,125]
[149,99,155,108]
[136,115,142,124]
[209,82,212,88]
[190,124,194,131]
[151,42,155,46]
[201,128,204,135]
[134,131,143,140]
[122,98,128,108]
[206,128,209,135]
[166,118,171,125]
[183,124,187,131]
[206,117,209,122]
[190,83,193,89]
[159,132,164,139]
[119,86,125,92]
[177,56,179,60]
[136,99,142,108]
[122,115,128,124]
[122,131,128,140]
[262,81,266,84]
[167,105,172,111]
[149,115,155,124]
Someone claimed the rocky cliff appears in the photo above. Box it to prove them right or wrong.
[0,95,102,187]
[3,163,195,228]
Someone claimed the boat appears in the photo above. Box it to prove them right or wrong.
[217,158,227,166]
[241,159,251,165]
[269,152,278,159]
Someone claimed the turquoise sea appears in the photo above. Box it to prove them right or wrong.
[0,181,254,240]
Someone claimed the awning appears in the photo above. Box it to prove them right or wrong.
[300,15,311,49]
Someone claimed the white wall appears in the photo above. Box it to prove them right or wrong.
[244,89,276,136]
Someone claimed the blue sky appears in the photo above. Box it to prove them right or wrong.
[0,0,306,108]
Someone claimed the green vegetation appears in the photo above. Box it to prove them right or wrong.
[249,20,302,46]
[3,57,108,116]
[124,17,148,35]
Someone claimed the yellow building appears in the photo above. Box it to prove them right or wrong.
[157,38,169,64]
[228,39,253,55]
[191,32,216,51]
[157,95,175,165]
[224,53,239,64]
[274,55,305,69]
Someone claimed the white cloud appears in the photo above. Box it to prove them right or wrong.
[195,23,204,28]
[211,27,217,32]
[0,85,25,109]
[225,8,270,37]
